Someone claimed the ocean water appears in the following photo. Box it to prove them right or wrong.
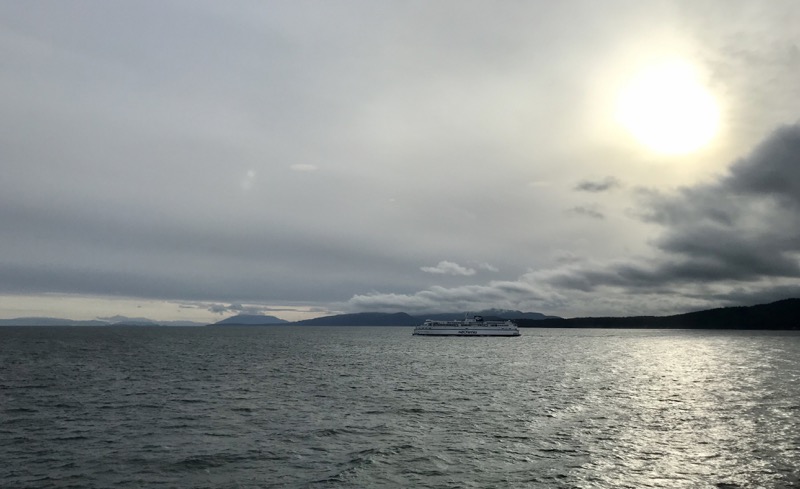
[1,326,799,489]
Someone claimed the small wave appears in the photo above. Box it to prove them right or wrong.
[311,428,341,437]
[310,467,358,486]
[52,435,90,441]
[350,444,415,460]
[201,431,237,438]
[162,423,192,429]
[230,406,253,413]
[4,407,38,413]
[312,444,420,486]
[310,426,381,437]
[51,402,79,409]
[174,449,282,475]
[492,434,532,441]
[129,403,163,409]
[98,404,127,410]
[539,447,582,454]
[169,453,245,471]
[397,407,429,414]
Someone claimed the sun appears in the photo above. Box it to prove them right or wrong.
[615,59,720,155]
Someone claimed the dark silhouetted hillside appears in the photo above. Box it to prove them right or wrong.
[516,298,800,330]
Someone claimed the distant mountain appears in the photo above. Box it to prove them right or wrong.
[516,298,800,330]
[157,320,207,327]
[97,315,206,326]
[0,316,206,327]
[289,310,553,326]
[213,314,289,326]
[0,317,109,326]
[13,299,793,329]
[293,312,419,326]
[108,319,206,327]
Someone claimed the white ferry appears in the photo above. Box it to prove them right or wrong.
[413,315,520,337]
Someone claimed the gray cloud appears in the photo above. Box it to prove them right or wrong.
[725,123,800,202]
[575,177,621,193]
[546,123,800,287]
[649,123,800,280]
[568,205,605,219]
[206,303,275,315]
[535,123,800,304]
[420,261,476,276]
[344,280,544,315]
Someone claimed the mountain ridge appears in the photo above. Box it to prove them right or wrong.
[515,298,800,330]
[2,299,798,329]
[212,314,289,326]
[0,316,206,327]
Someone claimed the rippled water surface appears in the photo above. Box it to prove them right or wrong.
[2,326,799,488]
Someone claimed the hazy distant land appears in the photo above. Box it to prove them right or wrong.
[0,317,207,327]
[212,309,556,327]
[1,299,798,329]
[213,300,800,330]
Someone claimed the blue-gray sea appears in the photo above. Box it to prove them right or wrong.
[2,326,799,488]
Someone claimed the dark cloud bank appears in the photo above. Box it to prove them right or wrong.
[551,122,800,306]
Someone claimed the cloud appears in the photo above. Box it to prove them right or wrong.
[206,303,275,315]
[97,315,153,323]
[208,303,241,314]
[240,170,256,190]
[420,261,476,276]
[290,164,319,172]
[645,123,800,281]
[538,122,800,305]
[726,123,800,202]
[569,205,605,219]
[575,176,620,193]
[345,122,800,316]
[344,280,545,314]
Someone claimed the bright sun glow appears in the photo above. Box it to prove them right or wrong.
[616,59,720,155]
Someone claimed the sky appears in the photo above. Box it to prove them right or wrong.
[2,1,800,322]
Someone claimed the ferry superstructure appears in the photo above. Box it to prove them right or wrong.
[412,315,520,336]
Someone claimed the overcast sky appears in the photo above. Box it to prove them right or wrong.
[2,1,800,322]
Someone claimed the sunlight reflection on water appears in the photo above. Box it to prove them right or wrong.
[563,331,800,488]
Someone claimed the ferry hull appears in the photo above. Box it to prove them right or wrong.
[412,328,520,337]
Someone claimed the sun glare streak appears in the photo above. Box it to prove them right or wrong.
[616,59,720,155]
